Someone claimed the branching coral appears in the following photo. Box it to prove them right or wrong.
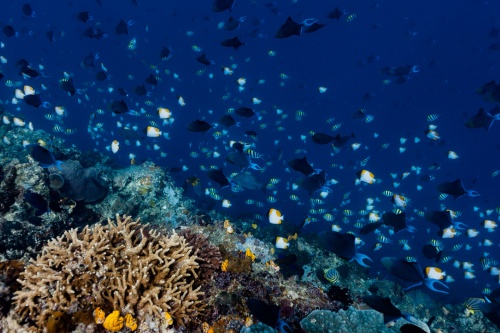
[178,228,222,281]
[13,214,205,330]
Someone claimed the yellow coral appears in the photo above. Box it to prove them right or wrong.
[164,312,174,326]
[103,310,124,332]
[93,307,105,324]
[124,313,138,331]
[245,248,256,262]
[221,259,229,272]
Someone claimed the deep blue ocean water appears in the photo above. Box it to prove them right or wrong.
[1,0,500,306]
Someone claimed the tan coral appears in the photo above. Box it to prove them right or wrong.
[13,214,206,331]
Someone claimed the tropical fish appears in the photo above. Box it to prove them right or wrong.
[381,257,449,294]
[212,0,235,12]
[24,191,49,216]
[196,53,212,66]
[220,37,244,50]
[187,120,211,133]
[269,208,284,224]
[275,17,303,38]
[359,222,383,235]
[232,172,265,191]
[319,232,372,267]
[27,144,63,169]
[382,211,415,233]
[436,178,480,199]
[109,99,129,114]
[363,295,417,325]
[311,132,335,144]
[288,157,316,176]
[327,7,343,20]
[421,244,442,263]
[323,268,340,283]
[206,168,230,188]
[465,107,500,131]
[476,80,500,103]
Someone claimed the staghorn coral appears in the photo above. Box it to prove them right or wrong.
[13,214,205,330]
[178,228,222,281]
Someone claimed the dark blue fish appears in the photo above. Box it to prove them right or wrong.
[436,178,480,199]
[206,168,230,188]
[24,191,49,216]
[246,299,291,332]
[476,80,500,103]
[381,257,449,294]
[187,120,211,133]
[196,53,212,66]
[212,0,235,12]
[297,170,327,196]
[382,211,416,234]
[60,77,76,96]
[363,295,417,325]
[27,144,63,169]
[311,132,335,144]
[320,232,372,267]
[424,210,467,232]
[399,323,428,333]
[275,17,302,38]
[465,108,500,131]
[327,7,343,20]
[288,157,315,176]
[109,99,129,114]
[421,244,442,263]
[477,302,500,330]
[359,222,383,235]
[220,37,244,50]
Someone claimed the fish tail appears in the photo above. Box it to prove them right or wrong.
[354,253,372,267]
[55,160,64,171]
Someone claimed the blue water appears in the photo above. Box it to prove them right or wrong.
[1,0,500,306]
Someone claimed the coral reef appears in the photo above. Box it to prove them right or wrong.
[240,322,277,333]
[300,307,396,333]
[13,214,205,331]
[48,160,108,203]
[0,165,19,214]
[0,260,24,317]
[178,228,222,281]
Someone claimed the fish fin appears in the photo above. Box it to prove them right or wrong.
[55,160,64,171]
[452,221,468,229]
[403,281,422,291]
[353,253,372,267]
[466,190,480,197]
[406,225,417,233]
[424,278,449,294]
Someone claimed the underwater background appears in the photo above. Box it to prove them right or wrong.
[1,0,500,332]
